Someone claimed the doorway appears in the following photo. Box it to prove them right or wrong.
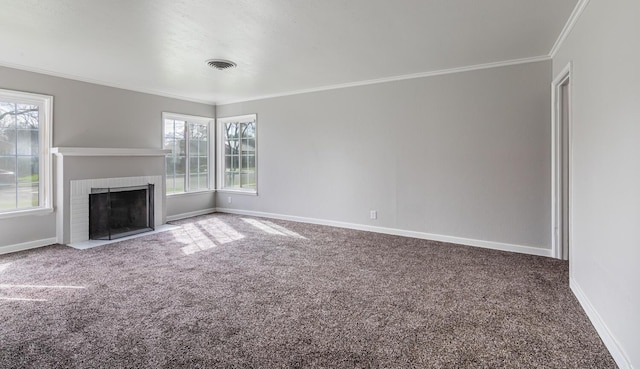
[552,63,572,260]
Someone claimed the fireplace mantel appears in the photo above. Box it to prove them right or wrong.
[52,147,169,245]
[52,147,171,157]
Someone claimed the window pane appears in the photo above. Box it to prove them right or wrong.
[17,157,38,183]
[243,122,256,139]
[0,102,17,129]
[240,172,256,189]
[175,156,186,175]
[225,122,238,138]
[198,139,208,156]
[225,155,239,171]
[164,115,211,195]
[225,139,239,156]
[0,184,17,210]
[199,157,208,175]
[225,172,239,188]
[0,130,16,155]
[0,91,50,212]
[188,173,199,192]
[17,182,38,208]
[174,121,186,156]
[166,156,175,176]
[241,155,255,171]
[15,104,39,129]
[17,130,39,155]
[164,120,175,148]
[174,176,185,193]
[199,174,208,189]
[0,155,16,172]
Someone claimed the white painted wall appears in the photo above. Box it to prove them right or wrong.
[0,65,215,251]
[553,0,640,367]
[217,61,552,252]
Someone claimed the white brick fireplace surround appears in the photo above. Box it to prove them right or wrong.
[52,147,171,245]
[70,176,162,244]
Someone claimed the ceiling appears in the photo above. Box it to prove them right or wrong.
[0,0,578,105]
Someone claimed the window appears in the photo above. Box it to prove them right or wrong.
[163,113,212,195]
[217,114,257,193]
[0,88,52,216]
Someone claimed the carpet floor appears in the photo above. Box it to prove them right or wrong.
[0,213,616,368]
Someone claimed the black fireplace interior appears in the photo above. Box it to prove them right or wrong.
[89,184,154,240]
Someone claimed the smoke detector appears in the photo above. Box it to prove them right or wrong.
[206,59,237,70]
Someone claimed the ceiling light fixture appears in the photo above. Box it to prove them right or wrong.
[206,59,237,70]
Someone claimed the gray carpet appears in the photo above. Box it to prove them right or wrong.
[0,213,616,368]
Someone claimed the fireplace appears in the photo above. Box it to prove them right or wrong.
[89,184,155,240]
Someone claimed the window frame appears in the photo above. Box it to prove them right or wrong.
[0,88,53,218]
[162,112,214,196]
[216,114,258,195]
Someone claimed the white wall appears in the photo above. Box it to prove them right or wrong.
[553,0,640,367]
[0,65,216,251]
[217,61,552,253]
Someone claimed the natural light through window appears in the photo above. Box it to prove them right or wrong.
[217,114,257,193]
[176,218,245,255]
[241,218,305,239]
[0,88,52,216]
[163,112,213,195]
[0,283,85,302]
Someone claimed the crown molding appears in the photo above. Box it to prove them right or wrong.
[217,55,551,106]
[549,0,592,58]
[0,61,216,105]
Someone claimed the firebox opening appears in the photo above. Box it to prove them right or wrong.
[89,184,155,240]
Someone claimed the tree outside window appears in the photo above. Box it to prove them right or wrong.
[218,114,257,193]
[163,113,212,195]
[0,89,52,214]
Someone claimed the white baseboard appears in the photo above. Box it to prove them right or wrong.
[166,208,216,222]
[214,208,552,257]
[0,237,57,255]
[570,277,633,369]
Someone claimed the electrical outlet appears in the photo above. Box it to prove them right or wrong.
[228,196,232,204]
[370,210,377,220]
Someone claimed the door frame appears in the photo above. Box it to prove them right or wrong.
[551,62,573,260]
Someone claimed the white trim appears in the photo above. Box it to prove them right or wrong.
[570,278,634,369]
[214,208,552,257]
[216,114,258,194]
[2,56,550,107]
[0,237,57,255]
[0,60,214,105]
[166,189,215,198]
[162,112,214,123]
[51,147,171,156]
[55,153,64,244]
[215,189,258,196]
[0,88,54,215]
[551,62,573,260]
[166,208,216,222]
[549,0,592,58]
[0,207,53,220]
[217,56,550,105]
[161,112,215,194]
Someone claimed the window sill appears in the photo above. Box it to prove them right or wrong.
[166,189,216,198]
[216,189,258,196]
[0,207,54,220]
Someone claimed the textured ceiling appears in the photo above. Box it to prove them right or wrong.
[0,0,578,104]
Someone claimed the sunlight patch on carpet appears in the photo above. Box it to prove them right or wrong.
[0,262,12,273]
[0,297,48,302]
[0,284,85,289]
[241,218,306,239]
